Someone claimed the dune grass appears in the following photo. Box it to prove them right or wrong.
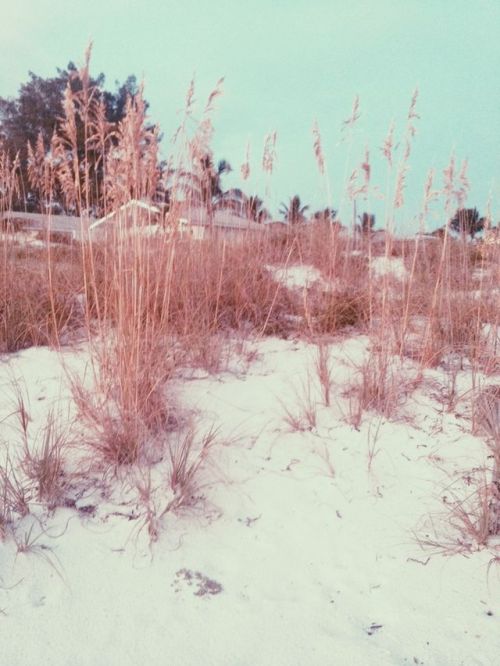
[0,51,498,551]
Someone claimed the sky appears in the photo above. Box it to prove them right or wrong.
[1,0,499,232]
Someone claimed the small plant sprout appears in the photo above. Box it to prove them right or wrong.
[315,341,333,407]
[167,425,219,512]
[281,376,318,432]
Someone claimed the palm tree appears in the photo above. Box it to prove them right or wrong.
[449,207,485,240]
[356,212,375,234]
[214,187,246,215]
[203,156,232,205]
[214,190,269,222]
[312,207,338,224]
[430,226,446,239]
[173,153,232,223]
[245,195,270,223]
[280,195,309,225]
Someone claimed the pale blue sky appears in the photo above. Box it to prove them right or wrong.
[1,0,499,230]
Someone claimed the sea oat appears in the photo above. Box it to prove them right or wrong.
[381,121,395,167]
[240,141,250,181]
[342,94,361,131]
[262,131,277,174]
[312,119,325,175]
[204,77,225,115]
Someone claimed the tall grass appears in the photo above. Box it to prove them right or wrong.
[0,49,498,548]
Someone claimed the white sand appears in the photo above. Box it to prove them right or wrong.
[266,264,332,291]
[370,256,408,281]
[0,338,499,666]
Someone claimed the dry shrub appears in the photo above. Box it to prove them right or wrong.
[35,230,74,245]
[289,224,346,272]
[346,348,418,427]
[0,242,85,352]
[259,226,372,337]
[311,288,369,333]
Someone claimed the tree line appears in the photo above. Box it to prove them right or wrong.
[0,62,147,213]
[0,62,496,236]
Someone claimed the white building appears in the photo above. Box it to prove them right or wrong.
[0,211,93,242]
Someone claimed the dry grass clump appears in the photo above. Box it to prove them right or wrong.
[419,474,496,554]
[260,225,372,336]
[0,455,30,539]
[421,388,500,555]
[282,377,319,432]
[20,411,70,508]
[289,225,370,288]
[453,481,498,547]
[163,238,299,342]
[0,242,85,352]
[345,348,419,427]
[416,294,489,369]
[385,231,499,372]
[167,425,218,511]
[315,341,333,407]
[0,401,70,539]
[475,386,500,535]
[2,384,72,515]
[72,363,174,467]
[118,424,219,546]
[41,68,176,467]
[476,385,500,443]
[310,287,369,334]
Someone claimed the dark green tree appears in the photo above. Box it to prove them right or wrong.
[216,189,269,222]
[245,194,269,223]
[312,207,338,224]
[430,226,446,238]
[449,207,485,239]
[201,155,232,211]
[280,195,309,225]
[176,154,232,223]
[0,63,145,212]
[357,212,375,234]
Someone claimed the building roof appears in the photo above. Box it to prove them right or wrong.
[266,220,288,227]
[0,211,93,235]
[178,207,265,232]
[89,199,161,232]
